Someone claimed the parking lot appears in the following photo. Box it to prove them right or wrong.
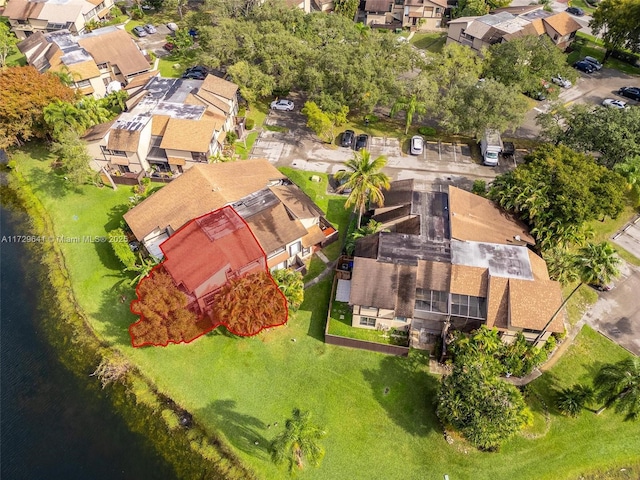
[132,23,174,58]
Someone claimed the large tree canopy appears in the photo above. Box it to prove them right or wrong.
[489,145,626,250]
[484,35,577,96]
[537,103,640,168]
[590,0,640,61]
[0,66,76,148]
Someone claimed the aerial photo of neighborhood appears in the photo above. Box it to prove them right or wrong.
[1,0,639,478]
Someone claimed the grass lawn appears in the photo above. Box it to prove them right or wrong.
[11,143,640,480]
[234,132,259,160]
[327,302,409,346]
[303,255,326,283]
[6,50,27,67]
[247,101,269,128]
[586,204,640,266]
[157,57,183,78]
[568,34,640,76]
[410,32,447,53]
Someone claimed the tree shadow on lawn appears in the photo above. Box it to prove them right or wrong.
[94,278,139,347]
[93,236,126,271]
[197,399,270,461]
[27,163,77,198]
[362,351,439,436]
[302,281,332,342]
[104,202,130,233]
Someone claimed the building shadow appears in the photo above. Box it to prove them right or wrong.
[197,399,270,460]
[302,281,332,342]
[362,351,439,436]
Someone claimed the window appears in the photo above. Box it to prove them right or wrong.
[97,62,108,70]
[101,145,127,156]
[415,289,448,314]
[553,34,559,41]
[267,247,286,259]
[359,317,376,327]
[394,316,407,322]
[75,79,91,88]
[191,152,207,162]
[289,241,302,257]
[450,294,486,319]
[436,7,441,13]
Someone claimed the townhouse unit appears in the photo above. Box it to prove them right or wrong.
[17,26,151,97]
[3,0,114,40]
[343,181,565,349]
[363,0,448,30]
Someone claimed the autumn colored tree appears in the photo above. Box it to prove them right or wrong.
[0,66,75,148]
[130,269,200,346]
[210,271,288,335]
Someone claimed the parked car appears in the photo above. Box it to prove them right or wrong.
[188,28,198,39]
[566,6,585,15]
[163,42,176,52]
[410,135,424,155]
[583,56,603,70]
[167,22,178,32]
[341,130,355,148]
[270,99,295,111]
[602,99,628,109]
[355,134,368,151]
[182,66,208,80]
[551,75,572,88]
[573,60,595,73]
[132,26,147,37]
[143,24,156,34]
[618,86,640,101]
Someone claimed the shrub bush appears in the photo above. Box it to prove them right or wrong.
[245,118,255,130]
[225,131,238,144]
[418,126,436,136]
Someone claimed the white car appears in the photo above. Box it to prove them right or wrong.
[270,99,294,111]
[551,75,572,88]
[410,135,424,155]
[167,22,178,32]
[602,99,628,109]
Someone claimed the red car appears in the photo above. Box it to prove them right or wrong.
[163,42,176,52]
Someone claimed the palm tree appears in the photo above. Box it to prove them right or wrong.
[79,96,112,126]
[556,384,594,417]
[614,155,640,206]
[270,408,326,473]
[334,149,390,228]
[390,94,427,134]
[126,254,160,287]
[271,268,304,312]
[43,100,89,136]
[594,357,640,419]
[533,241,620,344]
[345,219,387,255]
[103,90,129,114]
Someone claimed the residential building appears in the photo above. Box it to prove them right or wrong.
[363,0,447,30]
[123,159,338,268]
[344,181,564,349]
[16,26,151,97]
[3,0,114,40]
[82,74,238,180]
[160,206,267,312]
[446,9,581,52]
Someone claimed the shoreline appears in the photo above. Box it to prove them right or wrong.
[3,166,256,480]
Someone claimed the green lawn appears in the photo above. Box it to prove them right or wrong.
[157,57,183,78]
[327,302,409,346]
[234,131,259,160]
[10,143,640,480]
[410,32,447,53]
[303,254,326,283]
[586,204,640,266]
[6,50,27,67]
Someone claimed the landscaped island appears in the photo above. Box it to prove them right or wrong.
[6,144,639,480]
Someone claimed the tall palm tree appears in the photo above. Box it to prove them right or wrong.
[533,241,620,344]
[43,100,89,136]
[334,149,390,228]
[390,94,427,134]
[556,384,594,417]
[79,96,112,126]
[594,357,640,420]
[614,155,640,206]
[270,408,326,473]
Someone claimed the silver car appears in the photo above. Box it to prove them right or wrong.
[602,99,628,109]
[143,24,156,34]
[410,135,424,155]
[270,99,294,111]
[551,75,572,88]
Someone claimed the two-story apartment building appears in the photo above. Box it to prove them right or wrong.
[16,26,151,97]
[363,0,447,30]
[3,0,114,40]
[82,74,238,180]
[446,9,581,52]
[345,181,565,349]
[123,159,338,269]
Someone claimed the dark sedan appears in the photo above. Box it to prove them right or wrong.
[341,130,355,148]
[618,86,640,101]
[573,60,595,73]
[566,6,585,16]
[355,134,368,151]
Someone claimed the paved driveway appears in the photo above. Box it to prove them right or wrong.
[133,23,174,58]
[584,261,640,356]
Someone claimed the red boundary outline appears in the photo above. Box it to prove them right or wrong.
[128,205,289,348]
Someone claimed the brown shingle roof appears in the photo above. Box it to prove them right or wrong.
[448,185,535,245]
[107,127,141,152]
[186,91,231,116]
[416,260,451,292]
[543,11,581,36]
[270,184,325,220]
[450,264,488,297]
[81,119,116,142]
[124,160,285,240]
[509,278,564,332]
[78,29,150,77]
[350,257,410,310]
[53,59,100,81]
[364,0,392,11]
[124,70,159,90]
[244,203,308,254]
[528,250,550,281]
[486,276,509,329]
[151,115,171,136]
[160,111,224,152]
[3,0,44,19]
[200,74,238,101]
